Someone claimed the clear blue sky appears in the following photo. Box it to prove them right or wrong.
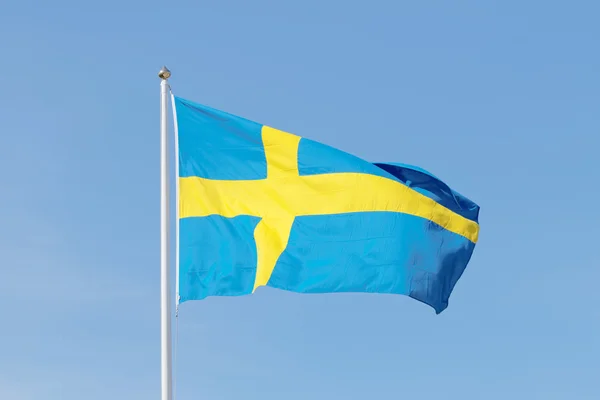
[1,1,598,399]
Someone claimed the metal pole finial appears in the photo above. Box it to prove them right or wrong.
[158,66,171,80]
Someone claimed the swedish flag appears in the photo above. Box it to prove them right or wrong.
[174,96,480,313]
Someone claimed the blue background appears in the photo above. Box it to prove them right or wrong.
[1,1,598,399]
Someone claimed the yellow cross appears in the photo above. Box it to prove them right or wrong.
[179,126,479,291]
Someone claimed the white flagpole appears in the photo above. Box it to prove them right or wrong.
[159,66,173,400]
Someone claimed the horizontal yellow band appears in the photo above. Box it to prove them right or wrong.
[179,171,479,243]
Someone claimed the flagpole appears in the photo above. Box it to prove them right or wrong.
[159,66,173,400]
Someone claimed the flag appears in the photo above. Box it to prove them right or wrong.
[173,96,480,313]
